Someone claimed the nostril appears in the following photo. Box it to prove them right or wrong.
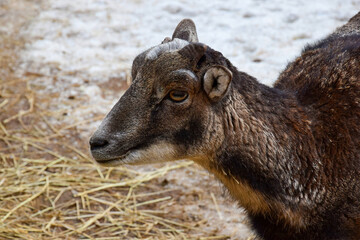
[90,137,109,151]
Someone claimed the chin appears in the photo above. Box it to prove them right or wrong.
[93,141,179,167]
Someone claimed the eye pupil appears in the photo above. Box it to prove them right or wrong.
[169,90,188,102]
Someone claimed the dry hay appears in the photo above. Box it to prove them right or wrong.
[0,78,239,239]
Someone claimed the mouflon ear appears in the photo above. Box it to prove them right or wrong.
[203,66,233,102]
[178,43,207,69]
[172,19,199,42]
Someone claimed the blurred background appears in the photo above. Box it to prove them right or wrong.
[0,0,359,239]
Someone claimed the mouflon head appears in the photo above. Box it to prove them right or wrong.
[90,19,233,166]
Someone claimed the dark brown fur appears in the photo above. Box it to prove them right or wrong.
[90,14,360,240]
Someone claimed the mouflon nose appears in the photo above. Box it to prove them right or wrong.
[89,136,109,151]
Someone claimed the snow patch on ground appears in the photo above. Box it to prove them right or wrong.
[18,0,359,85]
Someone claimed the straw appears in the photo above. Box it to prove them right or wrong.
[0,75,238,239]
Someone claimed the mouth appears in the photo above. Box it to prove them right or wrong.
[94,151,131,166]
[91,140,153,166]
[91,140,178,166]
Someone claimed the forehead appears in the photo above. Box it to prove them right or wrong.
[131,39,198,94]
[131,55,197,99]
[134,53,193,89]
[145,38,189,61]
[136,47,193,80]
[152,52,190,75]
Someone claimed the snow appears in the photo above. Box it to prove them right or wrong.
[19,0,359,86]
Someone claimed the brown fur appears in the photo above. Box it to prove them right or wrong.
[90,15,360,240]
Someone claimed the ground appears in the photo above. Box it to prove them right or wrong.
[0,0,359,239]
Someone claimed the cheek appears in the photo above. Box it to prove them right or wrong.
[150,99,191,129]
[147,103,186,139]
[172,101,208,148]
[173,116,205,148]
[148,96,208,149]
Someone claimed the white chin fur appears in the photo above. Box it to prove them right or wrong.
[97,141,178,166]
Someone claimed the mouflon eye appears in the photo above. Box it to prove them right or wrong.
[169,90,188,102]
